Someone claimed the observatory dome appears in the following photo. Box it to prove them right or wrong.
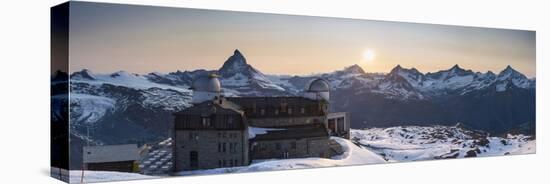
[192,74,221,92]
[307,78,330,92]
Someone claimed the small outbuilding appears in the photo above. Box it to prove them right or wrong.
[83,144,140,172]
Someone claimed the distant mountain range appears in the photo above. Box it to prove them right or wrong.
[57,49,535,169]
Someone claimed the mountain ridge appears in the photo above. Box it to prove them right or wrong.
[63,49,535,169]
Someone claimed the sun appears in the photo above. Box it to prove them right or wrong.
[362,49,376,61]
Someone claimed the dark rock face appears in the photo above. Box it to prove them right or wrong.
[465,150,478,157]
[218,49,249,78]
[70,69,95,80]
[331,84,535,135]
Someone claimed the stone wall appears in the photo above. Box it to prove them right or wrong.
[173,129,248,171]
[249,116,326,128]
[251,137,330,160]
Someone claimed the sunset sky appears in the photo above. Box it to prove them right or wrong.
[68,2,536,77]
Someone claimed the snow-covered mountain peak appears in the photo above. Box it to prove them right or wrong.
[390,64,403,73]
[494,65,532,91]
[70,69,96,80]
[343,64,366,75]
[387,65,424,86]
[389,65,422,75]
[375,65,425,100]
[110,70,139,78]
[219,49,249,77]
[497,65,526,80]
[486,70,496,77]
[215,49,286,93]
[445,64,473,76]
[233,49,244,59]
[450,64,461,71]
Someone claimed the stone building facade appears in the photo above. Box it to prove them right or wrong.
[173,99,249,171]
[250,124,331,159]
[172,75,350,172]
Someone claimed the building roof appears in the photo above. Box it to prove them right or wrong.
[83,144,139,164]
[226,96,327,118]
[251,123,329,141]
[173,99,247,130]
[226,96,321,108]
[327,112,349,118]
[174,98,243,116]
[190,74,221,92]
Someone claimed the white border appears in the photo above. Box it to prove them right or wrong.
[0,0,548,184]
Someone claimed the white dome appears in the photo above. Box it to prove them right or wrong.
[192,75,221,92]
[307,78,330,92]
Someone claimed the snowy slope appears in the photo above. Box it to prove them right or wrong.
[351,126,535,162]
[68,170,156,183]
[71,69,190,92]
[176,124,535,177]
[57,126,535,181]
[177,137,386,176]
[69,94,116,125]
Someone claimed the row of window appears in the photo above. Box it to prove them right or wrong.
[176,115,240,130]
[218,159,239,167]
[256,107,307,116]
[185,132,239,142]
[258,141,297,151]
[218,142,239,153]
[217,132,239,139]
[188,132,199,141]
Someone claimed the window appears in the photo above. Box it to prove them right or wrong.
[275,143,281,150]
[190,151,198,169]
[260,108,265,115]
[234,159,238,165]
[230,159,234,167]
[222,143,226,152]
[227,117,233,124]
[201,117,210,127]
[218,142,222,152]
[230,143,238,153]
[218,160,222,167]
[291,141,296,149]
[274,109,279,115]
[288,108,293,115]
[301,107,305,114]
[189,132,198,140]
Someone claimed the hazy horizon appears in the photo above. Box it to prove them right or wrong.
[68,2,536,77]
[70,52,534,78]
